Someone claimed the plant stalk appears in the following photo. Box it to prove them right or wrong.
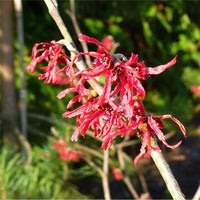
[150,138,185,200]
[43,0,103,96]
[102,149,111,200]
[117,148,139,199]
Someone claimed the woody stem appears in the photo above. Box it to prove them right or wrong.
[43,0,104,96]
[150,138,185,200]
[102,149,111,200]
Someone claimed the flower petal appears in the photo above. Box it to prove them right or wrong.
[148,115,182,149]
[57,88,77,99]
[147,56,177,75]
[134,131,148,166]
[79,34,105,49]
[62,104,88,118]
[99,70,112,105]
[71,127,81,142]
[159,114,186,137]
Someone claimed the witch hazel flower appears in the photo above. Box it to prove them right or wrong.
[61,97,138,145]
[72,34,177,103]
[27,41,72,85]
[134,113,186,166]
[27,34,186,166]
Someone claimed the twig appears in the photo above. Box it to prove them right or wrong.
[137,172,149,194]
[43,0,104,96]
[50,127,60,138]
[81,155,104,177]
[116,139,139,149]
[63,162,69,181]
[75,144,104,160]
[65,0,91,67]
[117,146,139,199]
[150,138,185,200]
[193,184,200,200]
[102,149,111,200]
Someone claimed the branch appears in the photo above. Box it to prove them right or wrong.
[75,144,104,160]
[65,0,92,67]
[150,138,185,200]
[43,0,103,96]
[81,155,104,177]
[102,149,111,200]
[116,141,139,199]
[115,139,139,149]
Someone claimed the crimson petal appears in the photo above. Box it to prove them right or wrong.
[79,34,105,49]
[148,115,182,149]
[57,88,77,99]
[159,114,186,137]
[147,56,177,75]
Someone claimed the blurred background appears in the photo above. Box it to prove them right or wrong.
[0,0,200,199]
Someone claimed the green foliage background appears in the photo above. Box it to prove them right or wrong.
[8,0,200,199]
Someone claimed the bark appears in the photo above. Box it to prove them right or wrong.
[0,0,19,145]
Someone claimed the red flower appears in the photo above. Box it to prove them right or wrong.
[27,34,186,167]
[62,97,144,150]
[134,114,186,166]
[72,34,177,102]
[27,41,72,85]
[112,167,123,181]
[52,138,83,162]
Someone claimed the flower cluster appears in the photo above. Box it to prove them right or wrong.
[52,138,83,162]
[27,34,186,166]
[27,41,72,85]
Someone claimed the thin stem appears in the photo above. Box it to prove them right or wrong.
[43,0,103,96]
[137,172,149,194]
[102,149,111,200]
[150,138,185,200]
[82,155,104,177]
[66,0,92,67]
[75,144,104,160]
[117,147,139,199]
[116,139,139,149]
